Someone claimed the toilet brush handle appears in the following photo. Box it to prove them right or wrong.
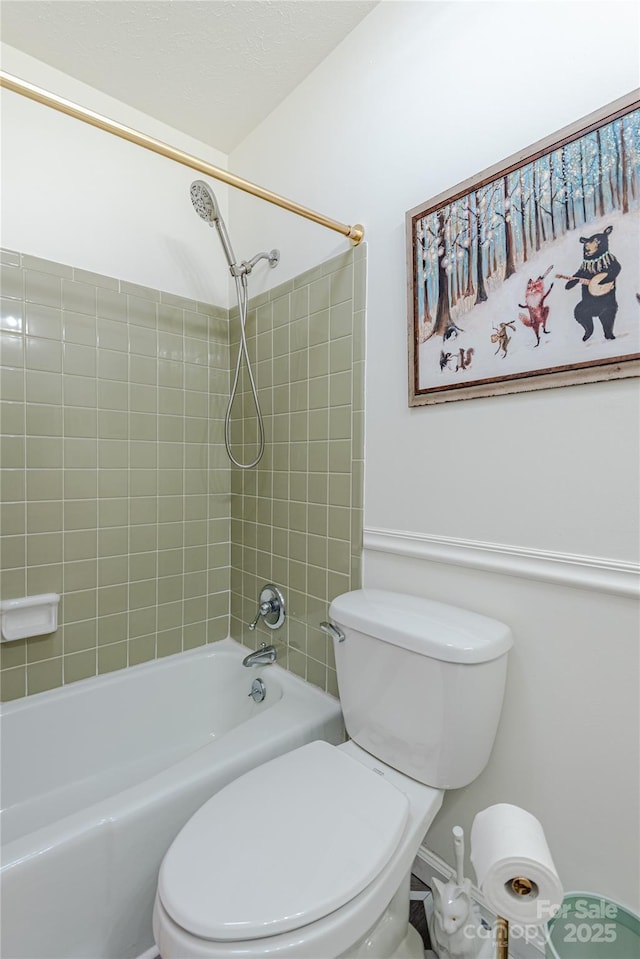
[453,826,464,886]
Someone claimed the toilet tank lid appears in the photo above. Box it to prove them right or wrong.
[329,589,513,664]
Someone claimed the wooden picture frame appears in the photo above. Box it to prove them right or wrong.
[406,91,640,406]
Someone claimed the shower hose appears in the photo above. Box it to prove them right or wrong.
[224,272,265,470]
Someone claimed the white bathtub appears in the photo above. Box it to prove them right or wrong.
[0,638,344,959]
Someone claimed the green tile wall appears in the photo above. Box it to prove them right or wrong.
[0,244,366,702]
[229,246,366,696]
[0,249,231,700]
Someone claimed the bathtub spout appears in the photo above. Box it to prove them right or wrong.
[242,643,277,667]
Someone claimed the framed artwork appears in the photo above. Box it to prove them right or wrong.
[406,91,640,406]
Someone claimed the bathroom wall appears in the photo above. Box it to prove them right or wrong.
[229,0,640,912]
[0,249,230,699]
[229,247,366,693]
[0,243,365,701]
[0,45,367,703]
[0,46,240,699]
[0,43,233,308]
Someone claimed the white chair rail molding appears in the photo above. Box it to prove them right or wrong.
[363,528,640,599]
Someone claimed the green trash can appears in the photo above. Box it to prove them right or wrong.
[546,893,640,959]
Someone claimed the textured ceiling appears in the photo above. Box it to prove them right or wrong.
[1,0,378,152]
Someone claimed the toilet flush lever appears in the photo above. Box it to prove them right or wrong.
[320,621,345,643]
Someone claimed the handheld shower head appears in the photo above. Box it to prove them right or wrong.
[190,180,238,273]
[190,180,220,223]
[189,181,280,470]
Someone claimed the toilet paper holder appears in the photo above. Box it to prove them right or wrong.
[471,805,562,959]
[0,593,60,642]
[495,878,537,959]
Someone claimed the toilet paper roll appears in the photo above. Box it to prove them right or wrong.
[470,804,563,926]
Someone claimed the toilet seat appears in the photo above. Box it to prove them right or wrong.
[157,741,409,942]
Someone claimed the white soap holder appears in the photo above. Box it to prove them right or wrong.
[0,593,60,642]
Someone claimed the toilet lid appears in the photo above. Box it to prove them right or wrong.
[158,741,409,941]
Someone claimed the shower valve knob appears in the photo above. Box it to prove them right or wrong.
[248,584,286,631]
[248,601,273,630]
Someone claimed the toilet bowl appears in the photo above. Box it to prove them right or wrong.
[153,740,443,959]
[154,589,513,959]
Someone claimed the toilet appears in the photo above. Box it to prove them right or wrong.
[153,589,513,959]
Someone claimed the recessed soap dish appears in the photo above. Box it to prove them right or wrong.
[0,593,60,642]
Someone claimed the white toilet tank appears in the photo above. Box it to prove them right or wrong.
[328,589,513,790]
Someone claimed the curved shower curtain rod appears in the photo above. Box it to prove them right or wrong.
[0,70,365,245]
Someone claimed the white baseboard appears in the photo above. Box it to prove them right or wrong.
[413,844,546,959]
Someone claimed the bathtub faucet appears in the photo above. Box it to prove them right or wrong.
[242,643,277,667]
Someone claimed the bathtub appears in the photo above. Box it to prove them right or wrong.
[0,638,344,959]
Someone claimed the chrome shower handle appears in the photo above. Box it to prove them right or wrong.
[249,601,275,631]
[247,584,286,631]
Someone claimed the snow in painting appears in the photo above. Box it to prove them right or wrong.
[413,107,640,395]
